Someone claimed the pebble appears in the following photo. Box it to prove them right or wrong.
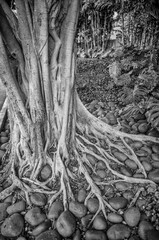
[124,207,141,227]
[151,153,159,161]
[69,201,87,218]
[0,202,10,221]
[0,131,8,137]
[152,145,159,154]
[0,150,5,158]
[97,161,106,169]
[107,224,131,240]
[141,161,152,172]
[77,189,87,203]
[151,161,159,168]
[148,169,159,183]
[1,213,24,237]
[30,192,47,206]
[133,173,145,178]
[86,154,96,165]
[4,195,13,203]
[96,169,106,179]
[125,159,137,170]
[35,230,61,240]
[16,237,27,240]
[0,137,8,144]
[113,151,127,162]
[135,150,148,157]
[47,201,64,220]
[56,210,76,237]
[107,212,123,223]
[31,220,51,236]
[138,123,149,133]
[39,164,52,181]
[104,185,114,196]
[73,229,81,240]
[81,214,93,230]
[115,182,132,191]
[0,143,8,150]
[136,199,146,209]
[130,141,143,149]
[25,207,46,226]
[147,229,159,240]
[7,200,26,215]
[120,166,133,177]
[92,215,107,230]
[109,197,128,210]
[87,198,99,213]
[138,220,154,240]
[123,190,134,200]
[85,230,107,240]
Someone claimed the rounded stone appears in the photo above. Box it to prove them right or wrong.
[92,215,107,230]
[85,230,107,240]
[31,220,51,236]
[39,164,52,181]
[147,229,159,240]
[107,224,131,240]
[115,182,132,191]
[35,230,61,240]
[87,198,99,213]
[77,189,87,203]
[148,169,159,183]
[30,192,47,206]
[0,150,5,159]
[138,220,154,240]
[109,197,128,210]
[7,200,26,215]
[25,207,46,226]
[124,207,141,227]
[0,202,10,221]
[107,213,123,223]
[47,201,64,220]
[141,161,152,172]
[69,201,87,218]
[120,166,133,177]
[151,153,159,161]
[152,145,159,154]
[56,210,76,237]
[125,159,137,170]
[0,137,8,144]
[1,213,24,237]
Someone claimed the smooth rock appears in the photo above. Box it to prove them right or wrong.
[77,189,87,203]
[30,192,47,206]
[97,161,106,169]
[39,164,52,181]
[124,207,141,227]
[69,201,87,218]
[135,150,148,157]
[0,143,8,150]
[104,185,114,196]
[96,169,106,179]
[152,161,159,168]
[107,224,131,240]
[47,200,64,220]
[133,173,145,178]
[0,132,8,137]
[130,141,143,149]
[138,123,149,133]
[92,215,107,230]
[56,210,76,237]
[85,230,107,240]
[1,213,24,237]
[148,169,159,183]
[115,182,132,191]
[81,214,93,230]
[122,190,134,201]
[151,153,159,161]
[0,137,8,144]
[107,212,123,223]
[0,202,9,221]
[109,197,128,210]
[0,150,5,159]
[35,230,61,240]
[125,159,137,170]
[7,200,26,215]
[152,145,159,154]
[25,207,46,226]
[136,199,146,209]
[141,161,152,172]
[113,151,127,162]
[17,237,27,240]
[31,220,51,236]
[138,220,154,240]
[87,198,99,213]
[120,166,133,177]
[147,229,159,240]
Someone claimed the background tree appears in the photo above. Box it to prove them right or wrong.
[0,0,159,218]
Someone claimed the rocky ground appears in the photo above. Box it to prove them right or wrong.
[0,56,159,240]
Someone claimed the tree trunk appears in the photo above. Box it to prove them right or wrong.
[0,0,158,220]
